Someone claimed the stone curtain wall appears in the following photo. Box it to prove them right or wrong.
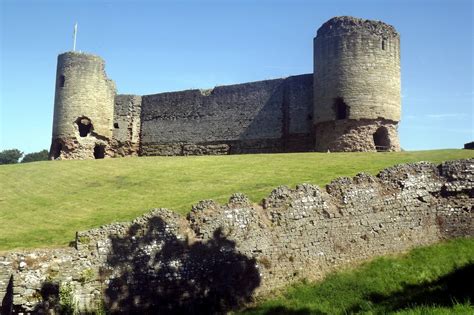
[1,159,472,313]
[139,75,314,156]
[112,95,142,157]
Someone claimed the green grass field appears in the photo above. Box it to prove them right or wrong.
[240,238,474,314]
[0,149,472,251]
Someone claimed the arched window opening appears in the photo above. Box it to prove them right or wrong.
[373,126,391,151]
[382,39,387,50]
[59,75,65,88]
[114,123,119,129]
[94,145,105,159]
[75,117,92,137]
[333,97,349,120]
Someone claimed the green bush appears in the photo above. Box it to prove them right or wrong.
[0,149,23,164]
[59,282,75,314]
[21,149,49,163]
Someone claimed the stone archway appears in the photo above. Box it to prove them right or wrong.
[373,126,391,151]
[93,144,105,159]
[52,143,62,159]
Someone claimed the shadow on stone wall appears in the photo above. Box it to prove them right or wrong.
[1,276,13,315]
[103,216,261,314]
[35,281,62,314]
[236,75,314,154]
[23,281,66,315]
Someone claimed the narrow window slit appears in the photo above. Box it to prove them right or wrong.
[59,75,65,88]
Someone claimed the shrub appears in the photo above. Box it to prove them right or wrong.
[21,149,49,163]
[59,282,75,314]
[0,149,23,164]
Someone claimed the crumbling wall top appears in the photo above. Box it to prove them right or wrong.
[316,16,399,38]
[58,51,105,63]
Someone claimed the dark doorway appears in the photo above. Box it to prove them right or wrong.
[94,145,105,159]
[333,97,349,120]
[53,143,62,159]
[76,117,92,137]
[373,127,390,151]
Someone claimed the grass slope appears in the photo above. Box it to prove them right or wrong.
[240,238,474,314]
[0,149,472,250]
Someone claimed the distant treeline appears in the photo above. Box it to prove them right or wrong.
[0,149,49,164]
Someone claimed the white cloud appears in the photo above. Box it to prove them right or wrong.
[426,113,469,120]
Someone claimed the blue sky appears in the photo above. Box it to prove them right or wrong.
[1,0,472,154]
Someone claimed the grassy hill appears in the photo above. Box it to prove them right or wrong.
[0,149,472,251]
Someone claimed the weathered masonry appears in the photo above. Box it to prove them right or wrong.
[49,16,402,160]
[1,159,472,313]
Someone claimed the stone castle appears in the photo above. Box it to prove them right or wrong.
[49,16,401,160]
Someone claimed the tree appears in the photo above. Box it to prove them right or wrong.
[0,149,23,165]
[21,150,49,163]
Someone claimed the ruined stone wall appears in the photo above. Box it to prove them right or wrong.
[50,52,116,160]
[112,95,142,157]
[1,159,472,313]
[315,119,400,152]
[139,75,314,156]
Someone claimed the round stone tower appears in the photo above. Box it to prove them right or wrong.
[313,16,401,152]
[50,52,116,159]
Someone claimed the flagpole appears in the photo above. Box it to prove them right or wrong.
[73,23,78,51]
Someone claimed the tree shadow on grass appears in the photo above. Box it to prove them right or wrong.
[258,306,318,315]
[104,216,261,314]
[348,263,474,313]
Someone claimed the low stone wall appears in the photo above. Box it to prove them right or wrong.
[1,159,472,314]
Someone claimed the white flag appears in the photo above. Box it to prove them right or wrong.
[73,22,78,51]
